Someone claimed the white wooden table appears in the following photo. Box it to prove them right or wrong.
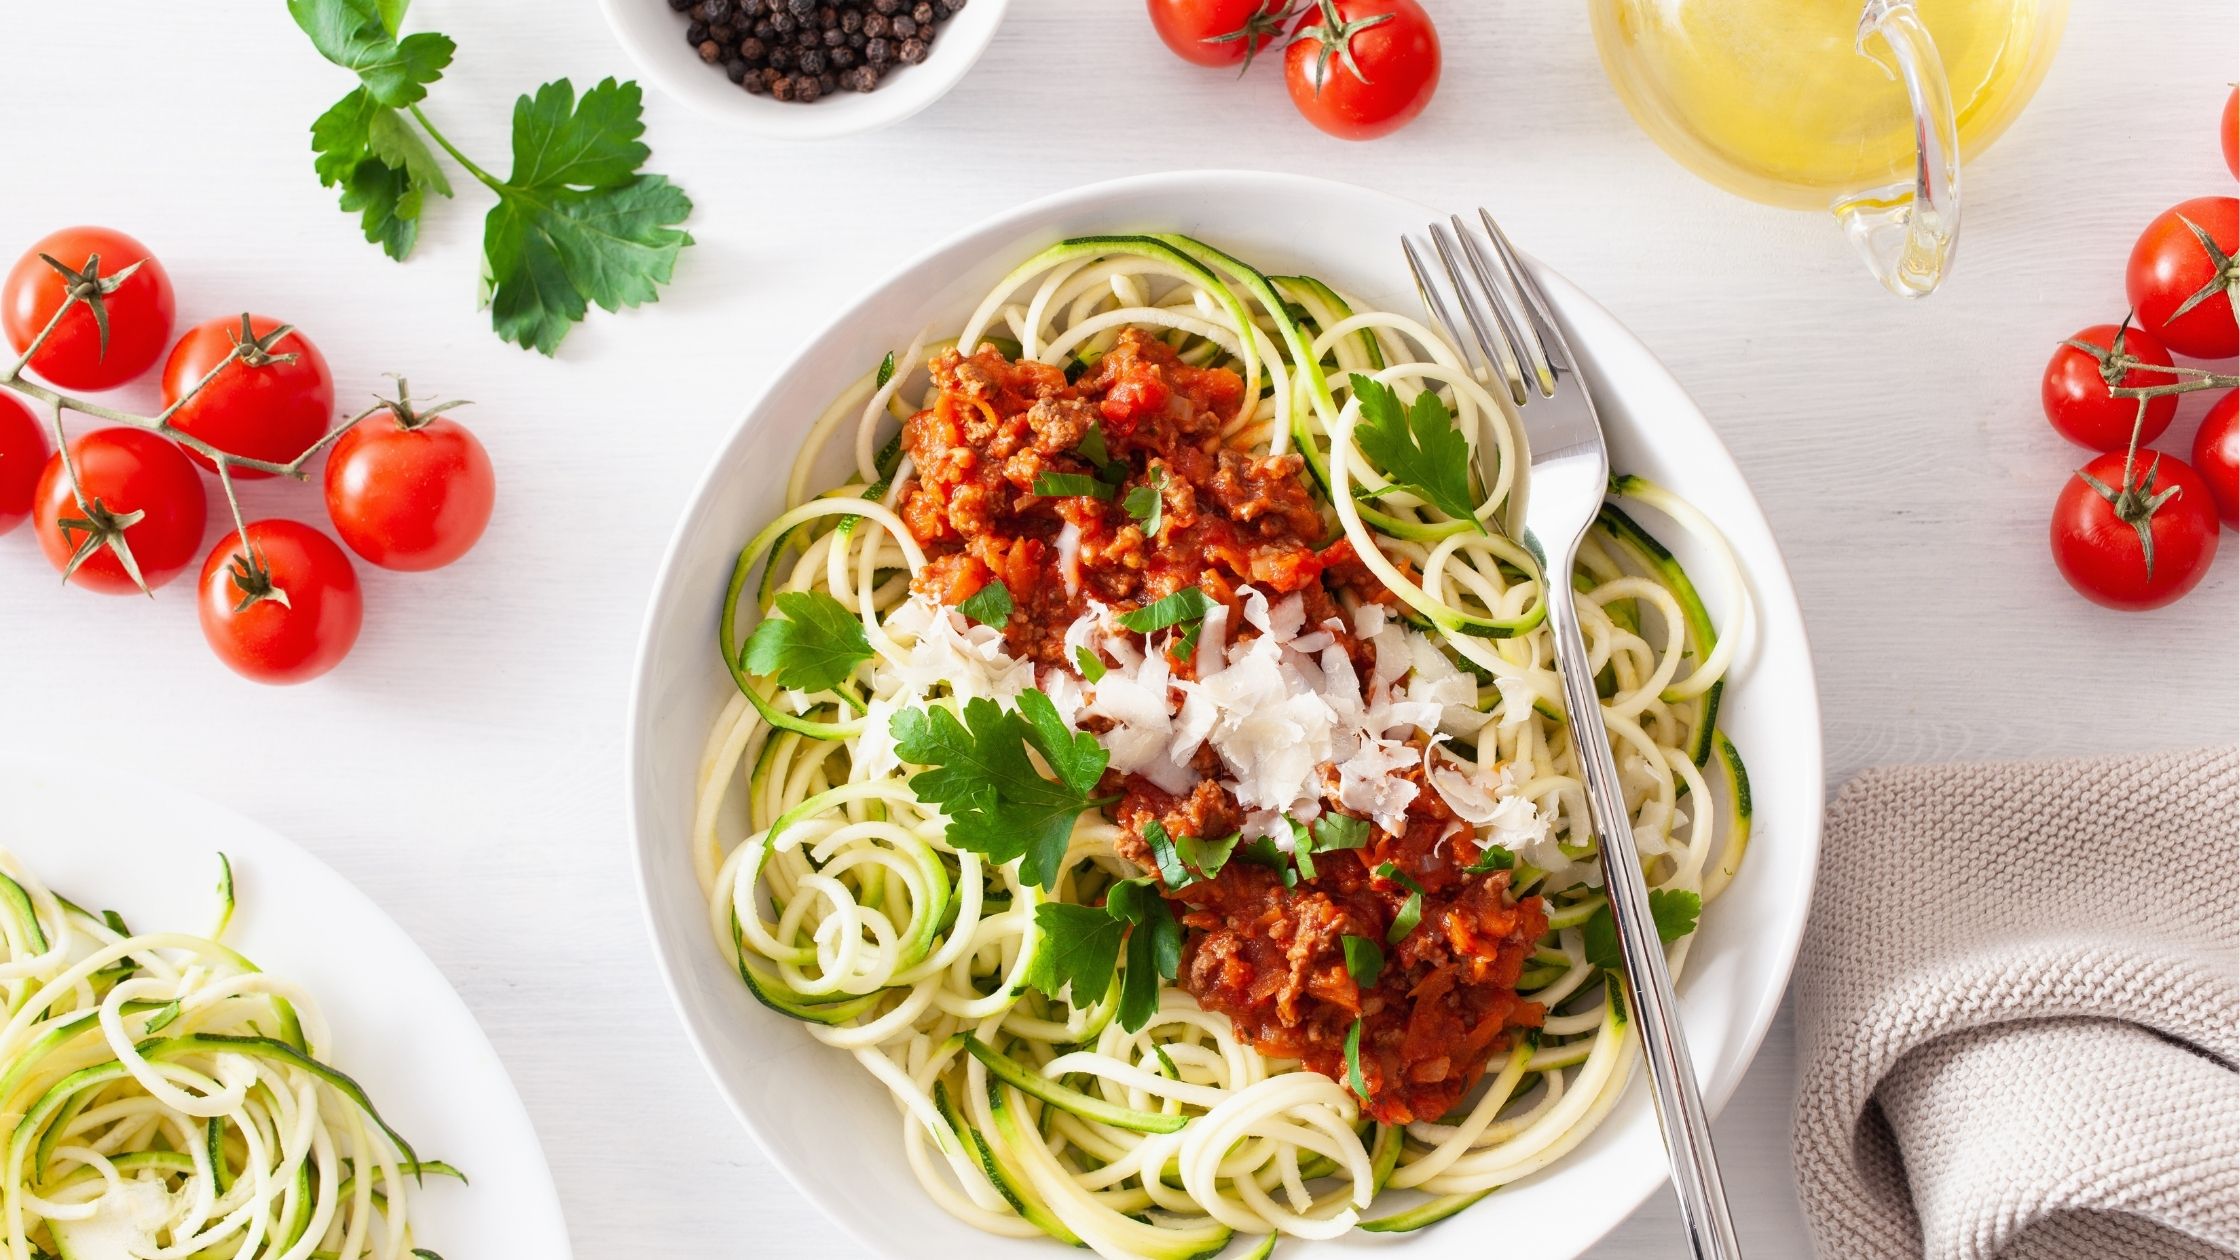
[2,2,2233,1256]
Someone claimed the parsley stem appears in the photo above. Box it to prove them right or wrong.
[408,103,506,192]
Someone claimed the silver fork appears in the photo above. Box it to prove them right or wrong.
[1404,210,1744,1260]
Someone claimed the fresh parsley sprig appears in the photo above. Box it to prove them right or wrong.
[290,0,694,354]
[891,690,1113,892]
[742,591,872,693]
[957,579,1014,628]
[1349,373,1484,530]
[1024,876,1182,1034]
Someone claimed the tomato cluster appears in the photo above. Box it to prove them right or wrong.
[2034,95,2236,613]
[0,226,496,684]
[1145,0,1439,141]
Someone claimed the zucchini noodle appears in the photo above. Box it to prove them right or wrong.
[0,852,455,1260]
[695,235,1754,1255]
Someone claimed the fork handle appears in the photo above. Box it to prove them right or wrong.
[1545,568,1743,1260]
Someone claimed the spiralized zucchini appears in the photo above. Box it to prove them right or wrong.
[697,235,1753,1255]
[0,852,454,1260]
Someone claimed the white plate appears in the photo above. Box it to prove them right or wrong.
[627,170,1824,1260]
[0,756,573,1260]
[597,0,1011,139]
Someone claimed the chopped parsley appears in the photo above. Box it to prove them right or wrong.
[1463,844,1517,873]
[956,579,1014,628]
[1144,820,1191,890]
[1025,902,1124,1009]
[1117,588,1212,635]
[1341,935,1385,989]
[890,690,1111,892]
[1031,471,1116,500]
[1238,836,1299,888]
[1072,645,1108,683]
[1286,819,1319,881]
[1106,877,1183,1032]
[1376,862,1427,945]
[1124,466,1166,536]
[1581,888,1702,972]
[1176,831,1240,880]
[1344,1019,1369,1098]
[741,591,871,693]
[1311,812,1372,852]
[1077,423,1111,467]
[1349,373,1483,531]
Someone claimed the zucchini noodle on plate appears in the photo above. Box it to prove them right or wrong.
[697,234,1753,1256]
[0,851,455,1260]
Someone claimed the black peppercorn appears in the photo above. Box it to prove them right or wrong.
[698,38,722,61]
[830,45,856,68]
[725,57,749,82]
[872,0,901,14]
[786,0,814,16]
[864,36,891,63]
[678,0,957,104]
[768,11,794,32]
[770,74,796,101]
[841,9,862,32]
[942,0,965,11]
[668,0,693,11]
[911,2,934,23]
[686,19,709,41]
[767,45,795,69]
[739,36,766,60]
[743,69,767,93]
[863,13,888,36]
[890,15,915,38]
[843,65,879,91]
[798,47,827,74]
[898,35,927,62]
[816,4,837,23]
[823,26,845,46]
[795,75,823,103]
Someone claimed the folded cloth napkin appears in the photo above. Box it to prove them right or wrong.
[1793,746,2240,1260]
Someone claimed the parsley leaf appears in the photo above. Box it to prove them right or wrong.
[1177,831,1240,880]
[1349,373,1483,530]
[1376,862,1427,945]
[1124,467,1166,536]
[957,579,1014,628]
[891,691,1110,892]
[1238,836,1299,888]
[1311,813,1371,852]
[1144,820,1191,890]
[1582,889,1703,972]
[1072,645,1108,683]
[1031,471,1116,500]
[1344,1019,1369,1098]
[1341,935,1385,988]
[1117,588,1212,635]
[1287,819,1320,881]
[742,591,871,693]
[1076,423,1111,469]
[1463,844,1517,873]
[1108,878,1182,1032]
[1025,902,1123,1009]
[291,1,693,354]
[483,78,694,355]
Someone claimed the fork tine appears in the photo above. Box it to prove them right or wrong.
[1428,222,1528,406]
[1400,236,1490,384]
[1477,208,1572,386]
[1450,216,1553,399]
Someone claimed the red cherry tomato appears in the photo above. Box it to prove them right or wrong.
[198,519,363,685]
[32,428,207,594]
[323,409,494,571]
[2192,390,2238,530]
[2050,451,2221,611]
[0,393,46,536]
[2222,88,2238,182]
[2,227,176,392]
[1284,0,1440,141]
[1146,0,1295,68]
[2125,196,2238,360]
[2040,323,2180,451]
[161,316,335,480]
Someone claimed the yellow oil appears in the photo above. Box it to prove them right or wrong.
[1591,0,2067,209]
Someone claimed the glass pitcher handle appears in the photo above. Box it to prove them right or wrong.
[1841,0,1962,297]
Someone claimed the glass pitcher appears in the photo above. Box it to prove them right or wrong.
[1590,0,2068,297]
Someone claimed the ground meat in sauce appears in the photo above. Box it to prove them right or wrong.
[893,328,1543,1123]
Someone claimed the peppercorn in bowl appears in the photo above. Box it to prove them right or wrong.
[601,0,1006,137]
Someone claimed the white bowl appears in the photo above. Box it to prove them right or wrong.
[597,0,1010,139]
[627,171,1825,1260]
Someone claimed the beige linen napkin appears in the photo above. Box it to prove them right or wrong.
[1793,746,2240,1260]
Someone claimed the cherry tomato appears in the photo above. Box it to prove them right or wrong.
[32,428,207,594]
[2124,196,2238,360]
[323,408,494,571]
[0,393,46,536]
[161,315,335,480]
[2222,87,2238,182]
[198,519,363,685]
[1147,0,1295,68]
[2050,451,2221,611]
[1284,0,1439,141]
[2,227,176,392]
[2040,323,2180,451]
[2192,390,2238,530]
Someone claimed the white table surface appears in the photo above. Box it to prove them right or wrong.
[2,3,2234,1257]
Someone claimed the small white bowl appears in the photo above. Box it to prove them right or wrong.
[597,0,1010,139]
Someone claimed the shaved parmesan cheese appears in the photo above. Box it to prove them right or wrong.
[1055,521,1082,597]
[880,595,1035,704]
[1336,737,1420,832]
[1084,652,1194,794]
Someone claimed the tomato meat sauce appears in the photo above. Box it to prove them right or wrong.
[895,328,1545,1124]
